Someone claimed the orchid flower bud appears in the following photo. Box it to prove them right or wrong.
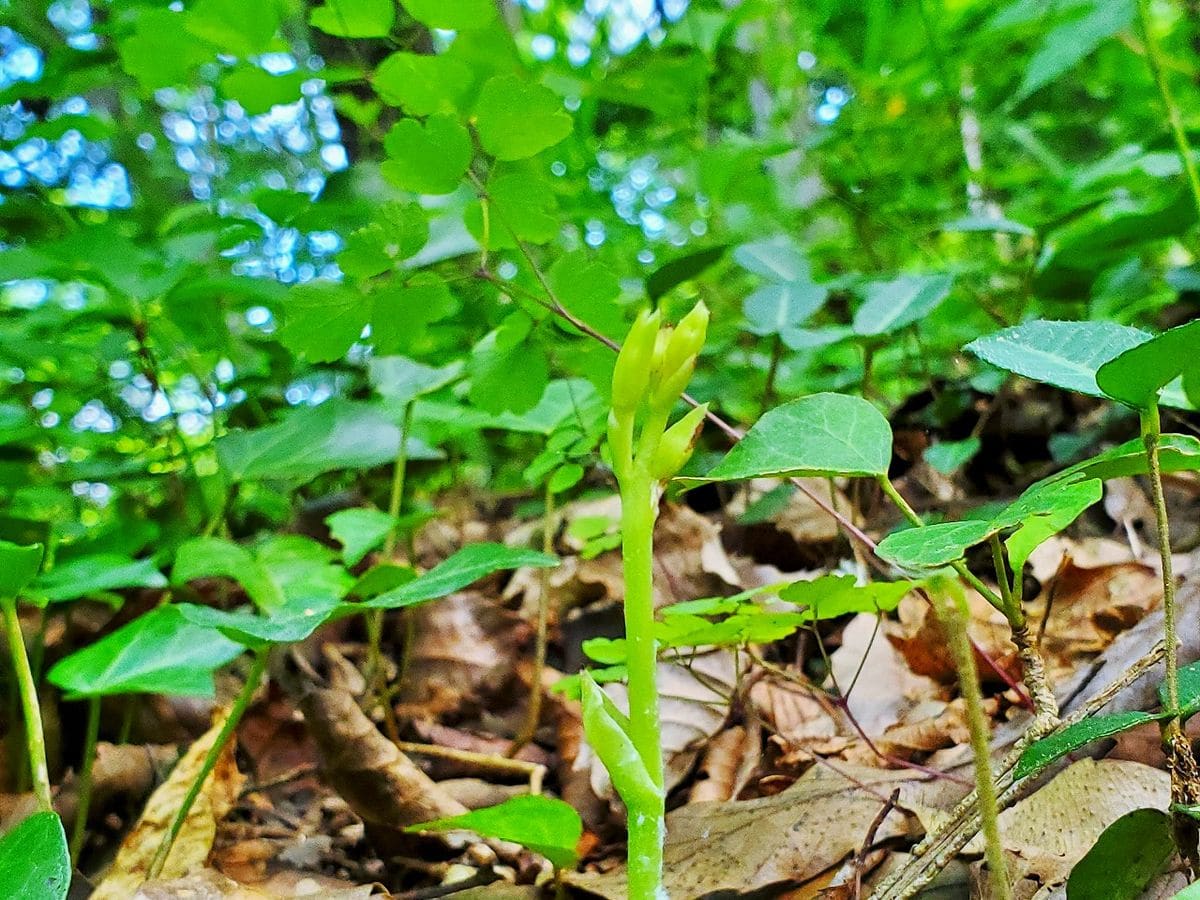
[649,302,709,409]
[611,308,662,415]
[649,403,708,480]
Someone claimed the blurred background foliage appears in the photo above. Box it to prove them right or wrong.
[0,0,1196,560]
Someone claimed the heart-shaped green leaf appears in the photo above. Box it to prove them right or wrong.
[381,114,472,195]
[876,520,995,570]
[1015,711,1164,779]
[0,812,69,900]
[1096,320,1200,410]
[684,393,892,484]
[173,537,285,612]
[47,606,242,699]
[965,320,1150,399]
[326,508,398,567]
[407,795,581,869]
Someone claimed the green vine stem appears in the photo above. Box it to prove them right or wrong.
[935,580,1013,900]
[69,695,101,864]
[2,595,52,811]
[149,648,267,880]
[1136,0,1200,225]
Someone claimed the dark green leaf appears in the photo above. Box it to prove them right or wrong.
[326,508,397,567]
[646,245,728,300]
[0,812,69,900]
[47,606,242,699]
[1096,320,1200,410]
[1066,808,1173,900]
[1015,711,1164,779]
[0,541,43,598]
[876,520,994,570]
[1162,660,1200,721]
[174,537,285,612]
[407,795,581,868]
[34,554,166,604]
[177,594,341,648]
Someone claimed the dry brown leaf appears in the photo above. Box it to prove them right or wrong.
[133,867,374,898]
[1024,559,1161,680]
[93,710,245,899]
[725,477,846,545]
[750,673,845,757]
[886,589,1017,686]
[966,758,1169,893]
[689,724,761,803]
[566,761,920,898]
[833,614,944,738]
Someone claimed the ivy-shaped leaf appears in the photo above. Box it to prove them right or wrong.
[474,75,572,161]
[382,115,473,195]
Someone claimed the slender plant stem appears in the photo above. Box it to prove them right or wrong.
[149,648,266,880]
[3,596,51,811]
[937,584,1013,900]
[69,695,101,864]
[620,468,666,896]
[511,479,555,755]
[365,401,414,712]
[1136,0,1200,225]
[988,534,1018,621]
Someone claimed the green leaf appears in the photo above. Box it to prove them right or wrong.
[965,320,1152,400]
[1015,711,1163,779]
[119,9,211,91]
[1096,320,1200,410]
[34,554,167,604]
[1047,434,1200,483]
[876,520,995,570]
[381,114,473,195]
[186,0,280,57]
[174,537,285,612]
[1017,0,1133,100]
[685,393,893,483]
[852,274,954,337]
[474,75,572,161]
[779,575,916,621]
[219,66,306,116]
[469,316,549,415]
[356,543,557,611]
[579,673,661,811]
[368,356,462,406]
[1161,660,1200,721]
[548,252,625,338]
[646,245,727,301]
[743,282,827,338]
[373,52,472,116]
[218,401,440,484]
[925,437,982,475]
[407,795,581,869]
[1066,808,1173,900]
[326,508,397,566]
[0,812,69,900]
[0,541,44,598]
[309,0,395,37]
[47,606,242,699]
[177,595,341,648]
[400,0,496,30]
[466,171,559,248]
[279,282,369,362]
[732,236,808,282]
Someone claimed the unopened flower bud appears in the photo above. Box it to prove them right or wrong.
[650,403,708,480]
[659,301,709,380]
[611,308,662,414]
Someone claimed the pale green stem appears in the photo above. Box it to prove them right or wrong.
[69,695,101,864]
[938,586,1013,900]
[620,467,665,897]
[3,596,51,811]
[1141,405,1180,717]
[149,648,266,880]
[1137,0,1200,226]
[988,534,1018,622]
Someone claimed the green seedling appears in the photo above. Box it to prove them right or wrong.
[47,605,242,863]
[149,540,558,877]
[591,302,708,898]
[407,794,582,871]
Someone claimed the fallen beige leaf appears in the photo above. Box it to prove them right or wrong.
[94,710,245,899]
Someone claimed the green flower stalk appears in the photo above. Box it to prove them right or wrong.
[591,303,708,899]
